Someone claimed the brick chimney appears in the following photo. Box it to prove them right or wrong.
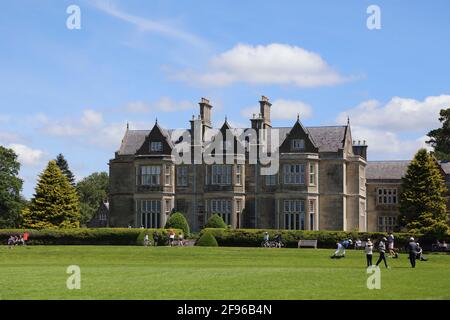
[199,97,212,129]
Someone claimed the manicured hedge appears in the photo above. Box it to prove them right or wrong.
[204,214,227,229]
[196,232,219,247]
[0,228,180,246]
[199,228,446,250]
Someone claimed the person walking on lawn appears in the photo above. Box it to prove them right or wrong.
[376,237,390,269]
[408,237,418,268]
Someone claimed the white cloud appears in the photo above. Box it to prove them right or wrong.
[119,97,196,113]
[92,0,207,49]
[340,94,449,159]
[241,99,313,121]
[81,110,103,127]
[40,109,128,150]
[43,109,104,137]
[350,126,429,160]
[337,95,450,133]
[172,43,354,87]
[8,143,47,167]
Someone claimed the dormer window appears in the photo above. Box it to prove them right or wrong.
[150,141,162,152]
[291,139,305,151]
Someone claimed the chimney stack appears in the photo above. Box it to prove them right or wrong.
[199,97,213,129]
[259,95,272,128]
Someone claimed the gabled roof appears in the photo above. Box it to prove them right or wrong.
[116,125,347,155]
[366,161,411,180]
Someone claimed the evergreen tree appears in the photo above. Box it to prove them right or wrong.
[55,153,76,186]
[76,172,109,226]
[399,149,448,237]
[427,108,450,161]
[0,146,24,228]
[22,160,80,229]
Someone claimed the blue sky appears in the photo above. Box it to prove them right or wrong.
[1,0,449,198]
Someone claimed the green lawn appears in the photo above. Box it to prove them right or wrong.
[0,245,449,300]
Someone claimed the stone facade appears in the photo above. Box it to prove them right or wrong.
[109,96,450,232]
[109,96,371,232]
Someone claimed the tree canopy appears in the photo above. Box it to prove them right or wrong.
[76,172,109,226]
[427,108,450,161]
[0,146,24,228]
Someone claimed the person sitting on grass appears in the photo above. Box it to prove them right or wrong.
[416,243,428,261]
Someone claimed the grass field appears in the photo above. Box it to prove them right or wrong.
[0,245,449,300]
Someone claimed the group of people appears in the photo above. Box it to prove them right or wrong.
[7,233,29,248]
[331,233,427,268]
[262,232,284,248]
[143,230,185,247]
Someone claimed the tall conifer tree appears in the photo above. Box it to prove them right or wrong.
[22,160,80,229]
[399,149,448,237]
[55,153,76,186]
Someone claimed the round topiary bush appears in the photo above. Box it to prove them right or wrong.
[205,213,227,228]
[196,232,218,247]
[165,212,190,237]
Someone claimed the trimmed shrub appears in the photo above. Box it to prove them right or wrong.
[204,214,227,229]
[0,228,180,246]
[196,232,218,247]
[164,212,190,237]
[199,228,437,250]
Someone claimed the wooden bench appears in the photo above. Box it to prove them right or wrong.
[298,239,318,249]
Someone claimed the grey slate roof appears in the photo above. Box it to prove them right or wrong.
[366,161,411,180]
[439,161,450,175]
[117,125,347,155]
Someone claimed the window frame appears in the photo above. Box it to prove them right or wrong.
[150,141,163,152]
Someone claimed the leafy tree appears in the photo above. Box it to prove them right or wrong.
[55,153,76,186]
[165,212,190,237]
[0,146,24,228]
[399,149,448,237]
[205,213,227,228]
[196,232,218,247]
[76,172,109,226]
[22,160,80,229]
[427,108,450,161]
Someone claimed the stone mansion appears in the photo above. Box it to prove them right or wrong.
[108,97,450,232]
